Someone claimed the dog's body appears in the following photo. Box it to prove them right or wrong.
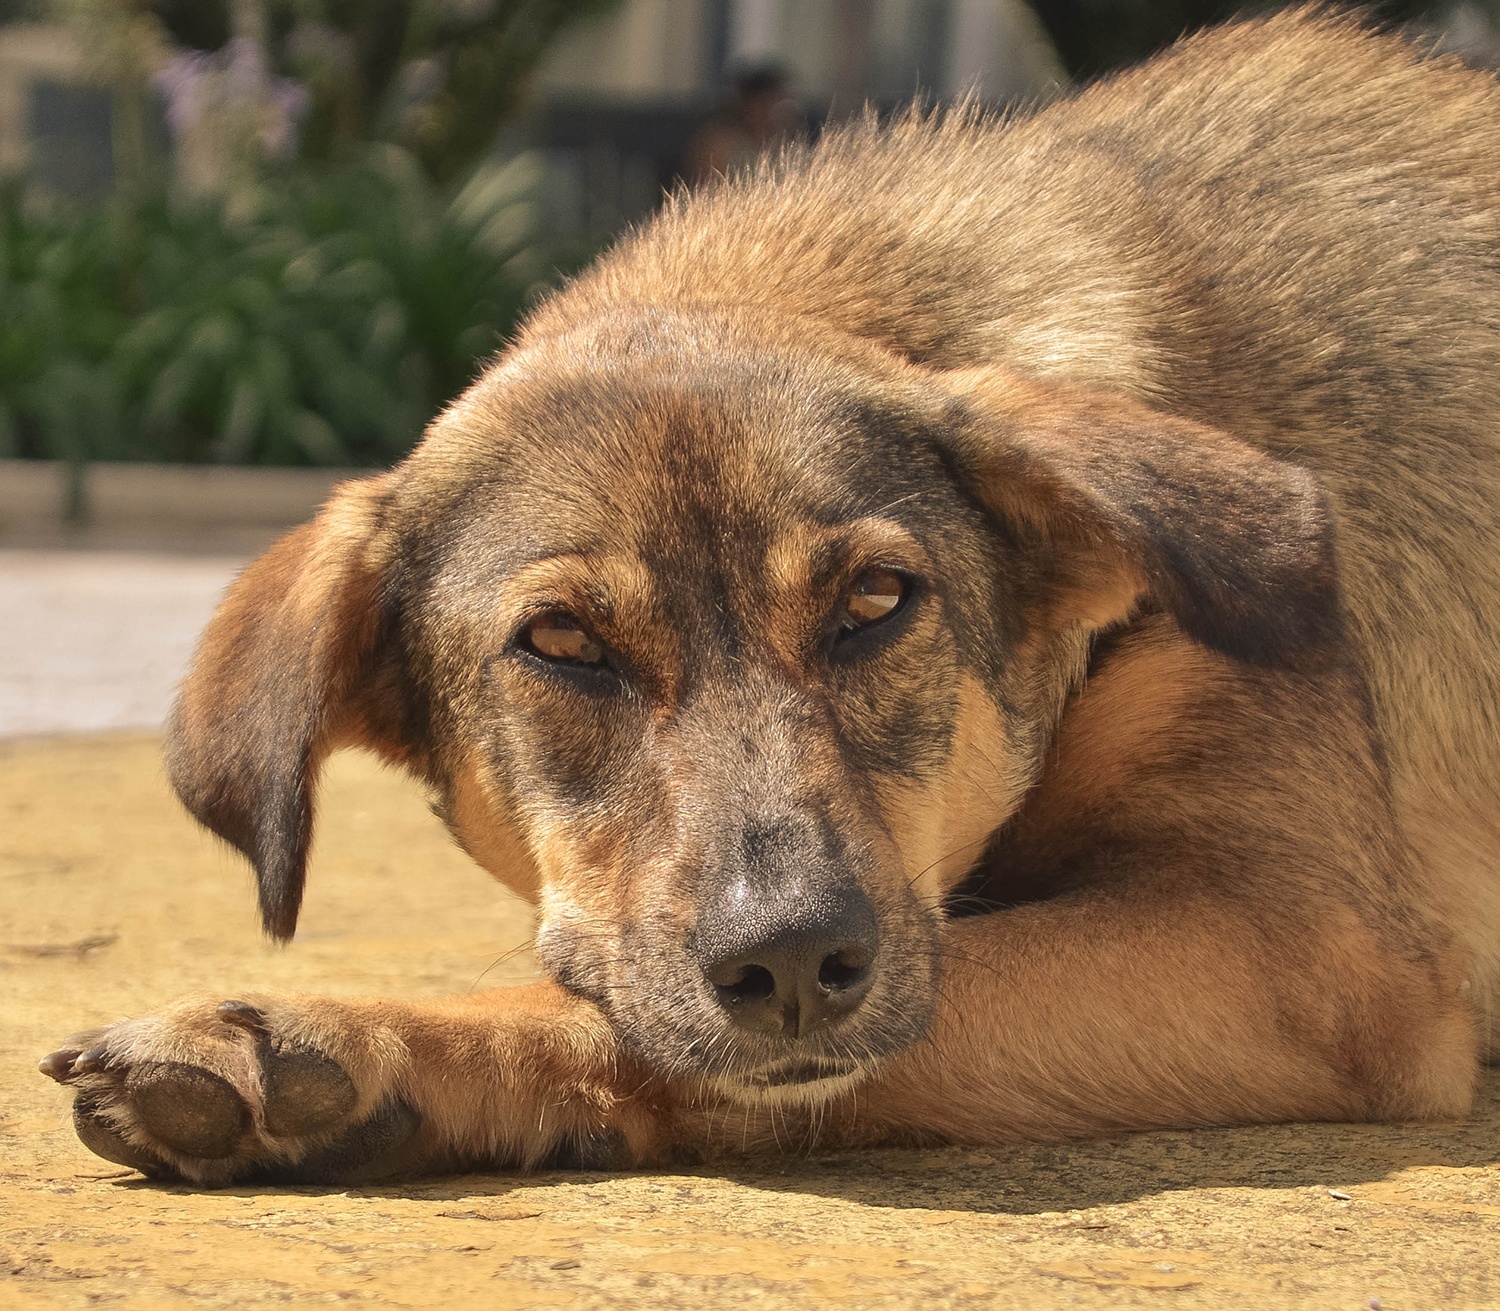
[43,8,1500,1182]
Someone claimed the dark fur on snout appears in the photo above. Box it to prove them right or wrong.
[42,7,1500,1183]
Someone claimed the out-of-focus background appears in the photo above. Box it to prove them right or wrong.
[2,0,1497,472]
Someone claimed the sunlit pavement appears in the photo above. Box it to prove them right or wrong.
[2,550,1497,1309]
[0,549,246,737]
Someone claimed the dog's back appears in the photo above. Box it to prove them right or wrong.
[531,7,1500,1019]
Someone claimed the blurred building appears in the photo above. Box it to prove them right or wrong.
[527,0,1066,238]
[0,1,1063,228]
[5,0,1500,237]
[0,23,114,197]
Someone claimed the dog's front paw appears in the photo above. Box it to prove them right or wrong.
[39,997,421,1185]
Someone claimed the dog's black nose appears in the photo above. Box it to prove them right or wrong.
[696,883,878,1038]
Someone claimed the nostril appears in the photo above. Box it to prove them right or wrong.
[817,950,870,993]
[714,963,776,1008]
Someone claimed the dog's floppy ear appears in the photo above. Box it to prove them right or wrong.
[166,473,411,941]
[935,369,1343,666]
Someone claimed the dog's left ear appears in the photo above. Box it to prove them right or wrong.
[166,473,415,941]
[934,369,1343,666]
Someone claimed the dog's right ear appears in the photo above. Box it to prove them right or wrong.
[931,368,1344,669]
[166,474,413,942]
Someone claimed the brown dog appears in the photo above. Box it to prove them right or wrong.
[40,7,1500,1183]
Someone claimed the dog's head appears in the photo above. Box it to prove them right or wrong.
[168,308,1341,1105]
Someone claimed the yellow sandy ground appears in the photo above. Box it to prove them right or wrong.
[1,734,1496,1309]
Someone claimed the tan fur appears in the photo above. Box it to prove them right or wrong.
[42,8,1500,1182]
[442,752,543,898]
[873,675,1022,903]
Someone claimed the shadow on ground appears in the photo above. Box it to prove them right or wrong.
[3,735,1496,1309]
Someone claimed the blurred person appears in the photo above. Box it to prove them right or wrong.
[686,62,801,183]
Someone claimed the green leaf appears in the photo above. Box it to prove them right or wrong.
[214,374,264,464]
[290,409,351,465]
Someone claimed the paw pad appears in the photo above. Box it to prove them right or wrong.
[125,1062,247,1159]
[40,1001,419,1184]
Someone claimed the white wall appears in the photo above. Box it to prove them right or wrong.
[533,0,711,102]
[533,0,1064,106]
[0,24,84,174]
[947,0,1065,102]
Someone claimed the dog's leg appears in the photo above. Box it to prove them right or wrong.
[39,983,672,1184]
[40,893,1478,1180]
[847,889,1478,1144]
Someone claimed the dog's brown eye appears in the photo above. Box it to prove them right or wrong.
[522,612,605,665]
[841,568,907,631]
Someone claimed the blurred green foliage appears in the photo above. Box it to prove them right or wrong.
[0,149,553,465]
[146,0,621,185]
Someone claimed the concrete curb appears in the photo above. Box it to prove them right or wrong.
[0,460,358,552]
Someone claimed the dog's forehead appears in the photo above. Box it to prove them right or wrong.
[405,342,952,575]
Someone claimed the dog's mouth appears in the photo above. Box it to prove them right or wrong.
[709,1055,870,1107]
[749,1057,858,1087]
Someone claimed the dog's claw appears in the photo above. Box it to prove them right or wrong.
[71,1045,110,1076]
[216,999,266,1032]
[39,1049,81,1083]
